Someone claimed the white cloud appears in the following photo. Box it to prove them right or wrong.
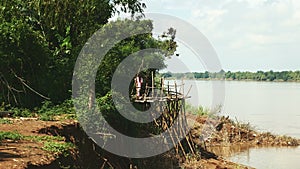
[142,0,300,71]
[190,8,227,34]
[247,33,276,45]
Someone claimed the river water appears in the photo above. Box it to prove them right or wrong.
[172,80,300,169]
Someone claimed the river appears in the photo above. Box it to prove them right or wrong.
[172,80,300,169]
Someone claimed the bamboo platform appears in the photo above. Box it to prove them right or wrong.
[132,75,196,157]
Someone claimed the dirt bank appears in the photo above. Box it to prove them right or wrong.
[0,116,299,169]
[182,115,300,168]
[190,116,299,147]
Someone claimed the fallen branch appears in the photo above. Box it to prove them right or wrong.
[11,70,50,100]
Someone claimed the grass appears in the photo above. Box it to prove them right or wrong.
[24,135,74,157]
[185,103,222,117]
[0,131,65,143]
[59,114,77,120]
[0,131,23,141]
[0,101,77,157]
[26,135,75,157]
[38,113,55,121]
[185,103,210,116]
[42,141,75,157]
[0,118,13,124]
[0,131,75,157]
[25,135,65,142]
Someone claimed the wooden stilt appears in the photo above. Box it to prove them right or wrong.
[135,77,195,158]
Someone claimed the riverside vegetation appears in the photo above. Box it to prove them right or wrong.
[1,0,299,168]
[161,70,300,82]
[1,102,299,169]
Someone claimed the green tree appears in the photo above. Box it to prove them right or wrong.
[72,19,178,138]
[266,70,276,81]
[162,72,173,78]
[203,71,209,78]
[0,0,146,107]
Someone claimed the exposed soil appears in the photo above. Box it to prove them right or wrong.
[0,116,299,169]
[0,119,79,169]
[0,118,180,169]
[182,157,253,169]
[190,116,300,147]
[182,115,300,169]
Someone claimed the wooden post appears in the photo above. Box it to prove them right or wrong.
[182,79,184,99]
[151,71,154,98]
[175,82,178,100]
[173,128,187,157]
[175,82,178,122]
[161,78,164,100]
[168,129,178,154]
[167,81,170,97]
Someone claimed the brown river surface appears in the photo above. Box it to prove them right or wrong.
[171,80,300,169]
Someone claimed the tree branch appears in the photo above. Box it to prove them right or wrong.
[11,70,50,100]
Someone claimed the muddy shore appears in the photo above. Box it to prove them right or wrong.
[0,116,298,169]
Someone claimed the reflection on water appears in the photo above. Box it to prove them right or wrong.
[207,144,252,158]
[229,146,300,169]
[209,145,300,169]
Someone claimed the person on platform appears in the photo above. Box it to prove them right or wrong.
[135,76,143,99]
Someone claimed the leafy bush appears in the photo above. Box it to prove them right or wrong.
[0,100,75,120]
[39,100,74,114]
[36,100,75,121]
[0,102,9,111]
[11,107,33,117]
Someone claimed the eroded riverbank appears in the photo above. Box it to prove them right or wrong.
[0,115,298,169]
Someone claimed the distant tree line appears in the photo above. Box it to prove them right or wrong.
[161,70,300,82]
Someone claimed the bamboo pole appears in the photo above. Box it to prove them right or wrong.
[151,71,154,98]
[168,81,170,98]
[161,78,164,100]
[173,127,187,157]
[182,79,184,99]
[167,126,178,154]
[175,82,178,99]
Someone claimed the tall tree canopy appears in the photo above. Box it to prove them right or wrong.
[71,18,178,135]
[0,0,148,107]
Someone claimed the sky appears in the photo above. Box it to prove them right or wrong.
[134,1,300,125]
[138,0,300,72]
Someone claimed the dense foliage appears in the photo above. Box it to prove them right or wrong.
[0,0,178,138]
[0,0,147,108]
[72,19,177,137]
